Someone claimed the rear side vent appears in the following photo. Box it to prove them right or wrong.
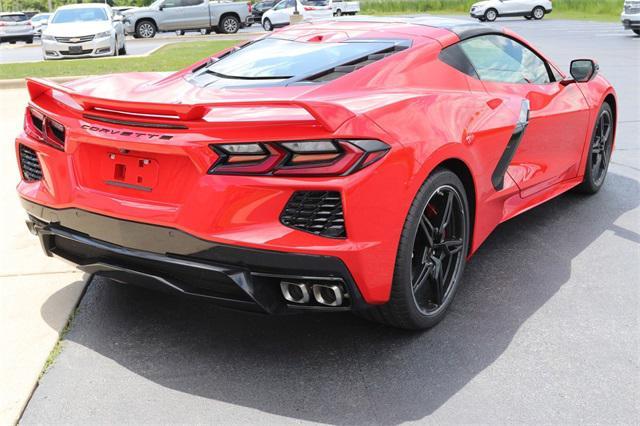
[280,191,346,238]
[305,43,410,83]
[19,145,43,182]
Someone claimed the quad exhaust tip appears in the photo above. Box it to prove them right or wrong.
[280,281,346,307]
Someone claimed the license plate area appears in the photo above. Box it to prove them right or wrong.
[68,45,83,53]
[102,152,159,192]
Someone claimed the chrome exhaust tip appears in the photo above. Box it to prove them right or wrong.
[280,281,310,304]
[312,284,344,307]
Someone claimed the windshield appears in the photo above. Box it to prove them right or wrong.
[32,14,51,22]
[301,0,330,5]
[51,7,108,24]
[204,38,396,79]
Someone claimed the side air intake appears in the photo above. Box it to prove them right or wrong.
[19,145,43,182]
[280,191,346,238]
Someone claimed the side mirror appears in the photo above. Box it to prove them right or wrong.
[158,4,164,10]
[569,59,598,83]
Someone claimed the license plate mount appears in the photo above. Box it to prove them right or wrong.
[102,152,159,192]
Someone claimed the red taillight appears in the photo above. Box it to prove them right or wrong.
[208,139,389,176]
[247,2,252,12]
[24,107,65,150]
[304,6,313,10]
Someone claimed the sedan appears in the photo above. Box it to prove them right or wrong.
[41,3,126,60]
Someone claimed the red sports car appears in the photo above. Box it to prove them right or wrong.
[16,17,616,329]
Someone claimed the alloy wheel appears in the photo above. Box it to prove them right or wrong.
[138,23,154,38]
[590,109,612,186]
[410,185,466,315]
[485,9,497,21]
[223,17,238,33]
[533,7,544,19]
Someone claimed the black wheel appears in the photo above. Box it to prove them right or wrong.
[118,41,127,56]
[135,20,156,38]
[525,15,533,20]
[335,9,342,16]
[358,169,470,330]
[203,28,211,34]
[484,8,498,21]
[176,30,185,36]
[263,18,273,31]
[576,103,614,194]
[26,37,33,44]
[219,15,240,34]
[633,29,640,35]
[532,6,545,20]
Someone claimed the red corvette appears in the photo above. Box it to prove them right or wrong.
[16,17,616,329]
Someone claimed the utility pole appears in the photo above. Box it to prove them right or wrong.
[48,0,53,12]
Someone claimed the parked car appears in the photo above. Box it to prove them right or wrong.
[30,13,51,36]
[622,0,640,35]
[122,0,252,38]
[17,17,616,329]
[41,4,126,60]
[0,12,34,44]
[251,0,277,23]
[262,0,332,31]
[470,0,552,22]
[332,0,359,16]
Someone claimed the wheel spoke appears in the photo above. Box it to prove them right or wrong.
[412,262,432,293]
[443,239,464,255]
[419,215,435,246]
[440,190,454,231]
[431,255,445,305]
[592,153,602,175]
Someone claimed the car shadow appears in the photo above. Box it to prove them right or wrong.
[39,171,639,424]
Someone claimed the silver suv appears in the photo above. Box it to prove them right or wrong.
[0,12,34,44]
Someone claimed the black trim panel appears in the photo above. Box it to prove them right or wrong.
[491,100,530,191]
[21,199,366,312]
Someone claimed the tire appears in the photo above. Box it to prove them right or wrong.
[484,8,498,22]
[335,9,342,16]
[633,29,640,35]
[118,41,127,56]
[576,103,614,194]
[176,30,185,36]
[263,18,273,31]
[135,20,156,38]
[26,37,33,44]
[532,6,545,20]
[357,168,471,330]
[219,15,240,34]
[478,17,487,22]
[525,15,533,20]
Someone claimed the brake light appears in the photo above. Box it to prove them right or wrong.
[24,107,65,150]
[208,139,389,176]
[304,6,313,10]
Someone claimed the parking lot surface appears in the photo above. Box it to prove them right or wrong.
[16,17,640,424]
[0,26,263,63]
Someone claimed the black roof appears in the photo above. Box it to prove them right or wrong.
[332,15,501,40]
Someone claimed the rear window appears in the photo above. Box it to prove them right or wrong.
[302,0,330,5]
[0,14,28,22]
[203,38,396,79]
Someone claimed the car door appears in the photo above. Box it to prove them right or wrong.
[269,0,294,25]
[499,0,529,15]
[459,34,591,196]
[160,0,207,30]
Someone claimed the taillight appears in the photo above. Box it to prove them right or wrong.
[247,2,252,12]
[24,106,65,150]
[304,6,313,10]
[208,139,389,176]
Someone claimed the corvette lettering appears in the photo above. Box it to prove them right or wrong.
[80,124,173,140]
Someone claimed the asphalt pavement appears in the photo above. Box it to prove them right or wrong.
[0,26,264,63]
[17,17,640,424]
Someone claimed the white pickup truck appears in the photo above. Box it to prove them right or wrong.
[123,0,252,38]
[332,0,359,16]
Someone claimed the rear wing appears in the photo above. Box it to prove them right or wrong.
[26,77,356,132]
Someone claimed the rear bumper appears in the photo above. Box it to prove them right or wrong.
[23,198,366,313]
[621,16,640,29]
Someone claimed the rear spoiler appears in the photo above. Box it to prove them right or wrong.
[26,78,356,132]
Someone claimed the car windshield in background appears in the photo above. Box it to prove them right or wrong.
[0,14,28,22]
[205,38,395,79]
[51,8,108,24]
[301,0,330,5]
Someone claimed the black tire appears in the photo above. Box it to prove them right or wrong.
[219,15,240,34]
[532,6,545,20]
[335,9,342,16]
[357,168,470,330]
[135,20,156,38]
[203,28,212,35]
[26,37,33,44]
[484,8,498,22]
[118,42,127,56]
[633,29,640,35]
[525,15,533,20]
[576,103,614,194]
[263,18,273,31]
[478,17,487,22]
[176,30,185,36]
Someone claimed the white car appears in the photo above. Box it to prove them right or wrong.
[332,0,359,16]
[41,3,126,60]
[30,13,51,37]
[469,0,552,22]
[0,12,34,44]
[262,0,333,31]
[622,0,640,35]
